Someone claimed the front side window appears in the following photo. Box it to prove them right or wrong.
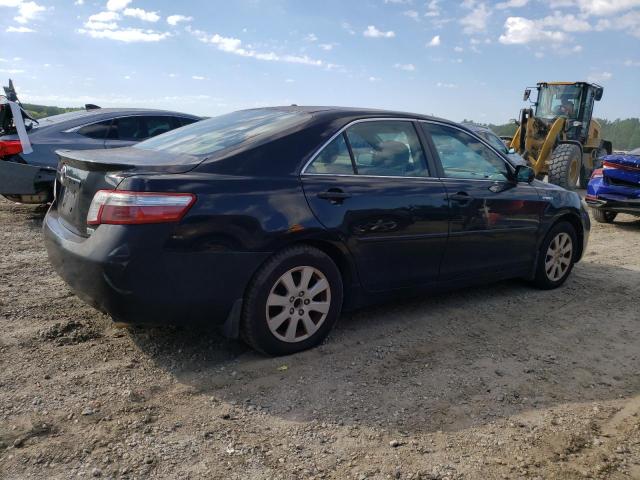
[479,130,509,155]
[345,121,428,177]
[424,123,510,181]
[306,133,354,174]
[77,120,113,140]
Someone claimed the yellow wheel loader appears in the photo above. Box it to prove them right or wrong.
[510,82,612,190]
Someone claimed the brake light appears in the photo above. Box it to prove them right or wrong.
[590,168,603,179]
[87,190,195,225]
[0,139,23,157]
[603,161,640,172]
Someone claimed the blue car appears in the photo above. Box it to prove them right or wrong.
[586,148,640,223]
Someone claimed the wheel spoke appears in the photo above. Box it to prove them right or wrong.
[268,310,290,330]
[545,257,555,270]
[308,278,328,299]
[267,293,290,307]
[300,313,316,335]
[308,301,330,314]
[285,317,299,341]
[279,271,297,296]
[300,267,314,291]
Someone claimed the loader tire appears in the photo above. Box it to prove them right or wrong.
[548,144,582,190]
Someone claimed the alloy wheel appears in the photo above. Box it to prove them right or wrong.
[545,232,573,282]
[265,266,331,343]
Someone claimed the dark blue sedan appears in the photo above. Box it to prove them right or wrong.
[43,107,590,355]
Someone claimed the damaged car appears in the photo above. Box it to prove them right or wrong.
[586,148,640,223]
[0,79,201,204]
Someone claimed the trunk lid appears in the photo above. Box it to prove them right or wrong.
[55,147,203,237]
[603,154,640,190]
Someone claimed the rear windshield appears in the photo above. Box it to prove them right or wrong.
[133,109,310,156]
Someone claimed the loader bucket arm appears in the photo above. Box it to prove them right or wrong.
[510,126,521,151]
[531,117,565,175]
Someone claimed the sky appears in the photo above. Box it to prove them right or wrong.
[0,0,639,124]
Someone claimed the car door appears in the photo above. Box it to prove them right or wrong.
[302,119,450,292]
[421,121,544,280]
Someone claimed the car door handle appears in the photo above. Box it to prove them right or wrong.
[450,192,472,203]
[317,189,352,202]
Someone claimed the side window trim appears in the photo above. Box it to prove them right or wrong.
[419,120,515,181]
[301,118,436,178]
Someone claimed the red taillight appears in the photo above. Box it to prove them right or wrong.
[603,160,640,172]
[87,190,195,226]
[0,140,23,157]
[590,168,603,179]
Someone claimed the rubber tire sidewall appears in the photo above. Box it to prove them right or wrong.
[548,144,582,190]
[591,208,617,224]
[241,246,343,356]
[532,221,578,290]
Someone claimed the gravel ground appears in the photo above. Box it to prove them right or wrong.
[0,197,639,480]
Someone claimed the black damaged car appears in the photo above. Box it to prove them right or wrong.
[44,106,590,355]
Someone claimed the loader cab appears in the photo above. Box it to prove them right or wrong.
[532,82,603,143]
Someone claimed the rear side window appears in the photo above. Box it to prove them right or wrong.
[77,120,113,140]
[178,117,198,127]
[144,116,174,138]
[306,134,354,175]
[345,121,428,177]
[110,116,146,141]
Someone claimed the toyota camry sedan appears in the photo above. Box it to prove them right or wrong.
[44,106,590,355]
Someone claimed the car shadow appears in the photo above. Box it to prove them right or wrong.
[130,260,640,434]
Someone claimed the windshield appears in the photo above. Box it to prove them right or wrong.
[134,109,310,156]
[536,84,582,119]
[479,130,509,155]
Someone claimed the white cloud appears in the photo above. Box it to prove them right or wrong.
[403,10,419,20]
[499,16,567,43]
[123,8,159,22]
[427,34,441,46]
[496,0,529,9]
[6,25,35,32]
[540,12,591,31]
[167,14,192,26]
[394,63,416,71]
[454,46,464,52]
[341,21,356,35]
[79,27,171,42]
[14,1,45,24]
[575,0,640,16]
[0,0,22,6]
[106,0,131,11]
[84,20,117,30]
[285,78,294,83]
[74,0,84,5]
[363,25,396,38]
[625,59,640,66]
[425,0,440,17]
[460,3,490,34]
[384,0,412,3]
[190,28,326,67]
[192,75,205,80]
[0,68,25,73]
[368,76,380,82]
[304,33,318,42]
[596,10,640,37]
[319,43,336,51]
[587,71,612,82]
[88,11,119,22]
[436,82,457,88]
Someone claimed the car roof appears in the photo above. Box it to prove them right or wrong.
[32,108,201,131]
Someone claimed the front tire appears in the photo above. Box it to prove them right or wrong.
[591,208,617,224]
[241,245,343,355]
[532,222,577,290]
[548,144,582,190]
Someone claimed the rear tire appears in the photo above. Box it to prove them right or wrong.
[591,208,617,224]
[241,245,343,356]
[532,221,577,290]
[548,144,582,190]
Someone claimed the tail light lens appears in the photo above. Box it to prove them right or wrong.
[87,190,195,225]
[0,139,23,157]
[590,168,603,179]
[603,160,640,172]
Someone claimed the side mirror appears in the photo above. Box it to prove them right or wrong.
[515,165,535,183]
[508,148,516,154]
[594,87,603,101]
[523,89,531,101]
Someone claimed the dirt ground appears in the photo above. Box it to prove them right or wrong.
[0,197,639,480]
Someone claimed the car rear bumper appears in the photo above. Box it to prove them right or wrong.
[0,158,55,196]
[586,177,640,216]
[585,196,640,216]
[43,208,269,325]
